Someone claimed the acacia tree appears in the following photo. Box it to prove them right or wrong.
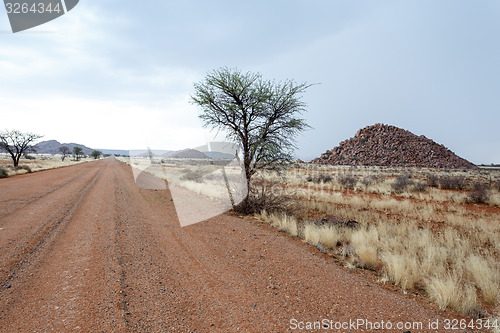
[191,67,311,205]
[90,150,102,159]
[73,146,83,161]
[59,146,71,161]
[0,130,43,167]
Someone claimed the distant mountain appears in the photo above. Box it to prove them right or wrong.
[34,140,94,155]
[168,148,209,159]
[194,142,238,160]
[31,140,236,160]
[129,149,173,157]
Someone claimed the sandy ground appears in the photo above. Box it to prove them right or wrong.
[0,157,481,332]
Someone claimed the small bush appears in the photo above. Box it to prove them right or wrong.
[439,175,466,190]
[391,174,413,193]
[180,169,204,183]
[466,182,490,204]
[306,173,332,183]
[0,167,8,178]
[493,180,500,192]
[412,181,428,192]
[338,174,357,189]
[16,165,32,173]
[360,177,372,189]
[427,174,439,187]
[234,189,292,215]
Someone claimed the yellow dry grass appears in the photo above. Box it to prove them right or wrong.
[0,153,93,176]
[253,164,500,317]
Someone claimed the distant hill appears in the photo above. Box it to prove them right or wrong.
[312,123,476,169]
[193,142,238,159]
[31,140,236,160]
[167,148,209,159]
[129,149,172,157]
[34,140,94,155]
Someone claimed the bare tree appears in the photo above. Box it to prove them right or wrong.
[59,146,71,161]
[0,130,43,167]
[191,67,311,206]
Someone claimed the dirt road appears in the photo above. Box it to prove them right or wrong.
[0,158,474,332]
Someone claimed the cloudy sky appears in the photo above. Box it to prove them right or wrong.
[1,0,499,163]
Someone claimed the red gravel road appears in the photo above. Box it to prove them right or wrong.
[0,158,480,332]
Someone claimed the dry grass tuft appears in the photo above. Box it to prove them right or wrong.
[248,164,500,315]
[303,223,320,246]
[425,275,479,314]
[318,225,341,249]
[466,255,499,304]
[381,253,419,290]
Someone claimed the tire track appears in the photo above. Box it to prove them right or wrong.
[0,163,98,220]
[0,158,481,332]
[0,165,103,291]
[0,159,127,332]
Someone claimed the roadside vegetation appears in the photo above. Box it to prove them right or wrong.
[0,153,94,178]
[251,164,500,323]
[119,154,500,324]
[118,68,500,328]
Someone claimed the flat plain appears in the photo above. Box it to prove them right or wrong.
[0,158,495,332]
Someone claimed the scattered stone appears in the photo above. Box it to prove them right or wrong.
[312,123,476,169]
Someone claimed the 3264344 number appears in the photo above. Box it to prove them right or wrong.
[5,2,62,14]
[443,318,499,330]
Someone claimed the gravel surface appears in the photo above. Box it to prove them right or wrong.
[0,158,481,332]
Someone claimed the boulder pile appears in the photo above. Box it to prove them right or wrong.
[312,123,476,169]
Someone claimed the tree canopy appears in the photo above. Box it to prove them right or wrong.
[59,146,71,161]
[91,150,102,159]
[73,146,83,161]
[0,129,42,167]
[191,67,311,196]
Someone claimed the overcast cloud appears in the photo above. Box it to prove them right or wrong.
[1,0,498,163]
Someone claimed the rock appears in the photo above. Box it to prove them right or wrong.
[311,123,476,169]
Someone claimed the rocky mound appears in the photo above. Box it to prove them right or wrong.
[312,123,476,169]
